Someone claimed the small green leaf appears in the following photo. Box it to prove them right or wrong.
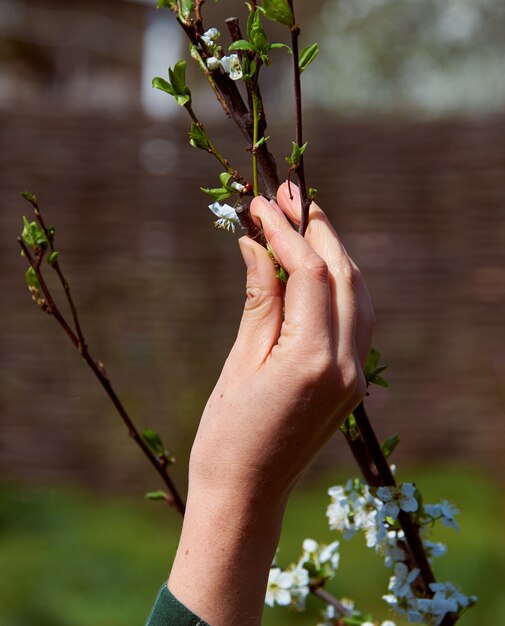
[218,172,233,187]
[253,135,269,150]
[156,0,177,8]
[152,76,175,95]
[276,266,288,283]
[270,42,292,53]
[247,10,270,54]
[25,266,40,290]
[308,187,318,199]
[364,347,389,387]
[47,251,60,266]
[229,39,255,52]
[200,187,233,202]
[286,141,308,166]
[241,55,257,80]
[339,413,359,440]
[145,490,169,501]
[261,0,294,26]
[20,191,38,206]
[381,433,400,458]
[189,122,210,150]
[143,428,166,457]
[21,216,48,249]
[179,0,194,21]
[299,43,319,73]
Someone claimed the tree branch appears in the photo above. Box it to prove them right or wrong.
[19,205,186,516]
[287,0,311,236]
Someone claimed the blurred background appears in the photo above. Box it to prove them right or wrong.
[1,0,504,624]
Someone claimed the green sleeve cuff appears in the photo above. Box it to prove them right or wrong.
[146,582,210,626]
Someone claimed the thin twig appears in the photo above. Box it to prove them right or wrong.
[310,586,351,616]
[287,0,311,236]
[19,210,186,516]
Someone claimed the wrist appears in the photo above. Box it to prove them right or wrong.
[168,478,287,626]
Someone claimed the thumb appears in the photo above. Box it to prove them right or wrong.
[228,236,284,368]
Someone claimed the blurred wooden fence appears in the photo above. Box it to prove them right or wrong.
[1,109,504,491]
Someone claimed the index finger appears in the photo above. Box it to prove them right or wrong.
[250,196,333,354]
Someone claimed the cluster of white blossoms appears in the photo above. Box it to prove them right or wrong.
[200,28,243,81]
[208,202,240,232]
[266,538,340,611]
[325,477,476,625]
[383,570,478,625]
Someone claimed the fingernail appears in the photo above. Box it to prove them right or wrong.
[238,237,257,271]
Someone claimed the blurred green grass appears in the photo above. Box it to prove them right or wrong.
[0,465,503,626]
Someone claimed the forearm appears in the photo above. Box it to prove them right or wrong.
[168,478,287,626]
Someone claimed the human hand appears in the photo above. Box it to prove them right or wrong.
[189,181,375,500]
[167,184,374,626]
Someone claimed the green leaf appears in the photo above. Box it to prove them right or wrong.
[143,428,166,457]
[168,60,191,106]
[144,490,169,501]
[276,266,288,283]
[299,43,319,73]
[247,10,270,54]
[308,187,318,199]
[47,251,60,267]
[286,141,308,166]
[152,76,175,96]
[25,266,40,290]
[261,0,294,26]
[156,0,177,8]
[189,122,210,150]
[229,39,255,52]
[200,187,233,202]
[270,42,292,53]
[241,55,257,80]
[253,135,269,150]
[381,433,400,458]
[218,172,233,187]
[22,216,48,249]
[20,191,38,206]
[364,347,389,387]
[179,0,194,20]
[339,412,359,440]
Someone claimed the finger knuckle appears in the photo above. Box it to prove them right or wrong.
[244,286,278,313]
[303,256,328,282]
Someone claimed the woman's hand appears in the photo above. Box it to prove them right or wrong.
[167,183,375,626]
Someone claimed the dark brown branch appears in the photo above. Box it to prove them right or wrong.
[351,403,436,594]
[172,12,279,199]
[287,1,311,236]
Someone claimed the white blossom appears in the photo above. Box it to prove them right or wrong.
[287,564,310,610]
[206,56,221,71]
[430,581,472,613]
[381,621,397,626]
[388,562,420,598]
[377,483,418,520]
[201,27,220,47]
[208,202,239,232]
[265,567,292,607]
[424,500,460,530]
[424,540,447,559]
[219,54,243,80]
[319,540,340,570]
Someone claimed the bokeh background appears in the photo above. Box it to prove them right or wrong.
[1,0,504,624]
